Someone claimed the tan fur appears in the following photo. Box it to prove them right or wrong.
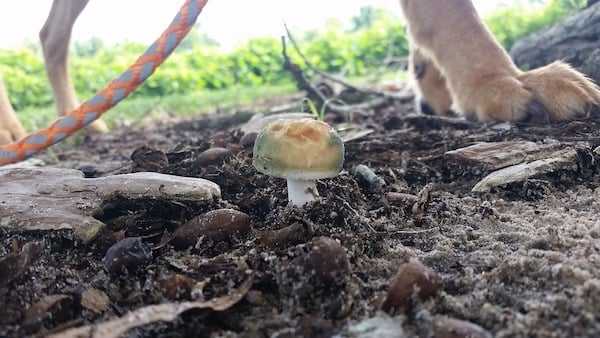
[409,47,452,116]
[0,75,26,144]
[401,0,600,123]
[0,0,107,145]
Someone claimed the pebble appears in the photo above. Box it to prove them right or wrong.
[306,236,350,285]
[102,237,152,274]
[381,259,441,314]
[261,222,312,248]
[385,192,419,206]
[432,316,493,338]
[193,147,233,168]
[171,208,251,249]
[240,132,258,148]
[354,164,385,193]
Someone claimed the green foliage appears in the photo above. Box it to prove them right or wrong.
[485,0,586,50]
[0,48,52,109]
[303,98,322,120]
[0,2,584,112]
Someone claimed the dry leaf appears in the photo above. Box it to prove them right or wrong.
[81,288,110,314]
[49,271,253,338]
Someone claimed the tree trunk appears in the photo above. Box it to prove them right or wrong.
[509,2,600,83]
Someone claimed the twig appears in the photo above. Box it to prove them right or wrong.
[281,36,327,107]
[335,195,438,240]
[283,23,410,101]
[280,36,391,115]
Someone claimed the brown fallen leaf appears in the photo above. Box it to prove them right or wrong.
[0,241,43,286]
[80,288,110,314]
[22,294,76,332]
[48,271,254,338]
[412,183,435,217]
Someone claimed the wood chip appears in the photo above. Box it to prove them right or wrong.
[0,168,221,242]
[80,288,110,314]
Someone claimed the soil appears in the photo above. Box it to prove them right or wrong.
[1,91,600,338]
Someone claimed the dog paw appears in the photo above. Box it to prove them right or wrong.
[0,119,27,145]
[457,63,600,124]
[518,61,600,121]
[410,49,453,116]
[83,119,109,135]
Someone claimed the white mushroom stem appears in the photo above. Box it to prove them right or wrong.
[286,178,319,206]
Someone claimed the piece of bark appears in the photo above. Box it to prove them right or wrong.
[445,141,585,171]
[510,3,600,83]
[0,167,220,242]
[471,148,579,192]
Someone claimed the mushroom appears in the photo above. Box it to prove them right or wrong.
[253,118,344,206]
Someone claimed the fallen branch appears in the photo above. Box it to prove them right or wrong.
[280,36,394,116]
[284,23,408,101]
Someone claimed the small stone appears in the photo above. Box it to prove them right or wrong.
[385,192,418,206]
[432,316,493,338]
[103,237,152,274]
[354,164,385,193]
[344,314,405,338]
[171,209,251,249]
[306,236,349,286]
[193,147,233,168]
[381,259,441,314]
[261,222,312,248]
[240,132,258,148]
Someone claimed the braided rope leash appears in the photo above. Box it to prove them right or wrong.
[0,0,209,165]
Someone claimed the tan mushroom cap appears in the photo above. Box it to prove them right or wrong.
[253,118,344,180]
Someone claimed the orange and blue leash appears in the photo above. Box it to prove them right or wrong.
[0,0,209,165]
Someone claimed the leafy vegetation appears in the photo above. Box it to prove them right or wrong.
[0,0,586,116]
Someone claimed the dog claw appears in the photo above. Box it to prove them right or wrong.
[419,101,437,115]
[414,61,427,79]
[519,99,550,124]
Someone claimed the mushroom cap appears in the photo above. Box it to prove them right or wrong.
[253,118,344,180]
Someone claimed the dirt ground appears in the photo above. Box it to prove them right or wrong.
[1,91,600,338]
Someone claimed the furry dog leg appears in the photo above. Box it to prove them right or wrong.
[400,0,600,123]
